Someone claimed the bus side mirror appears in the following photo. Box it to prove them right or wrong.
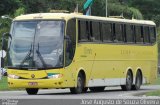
[2,38,7,51]
[1,32,12,51]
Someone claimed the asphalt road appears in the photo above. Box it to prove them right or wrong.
[0,85,160,99]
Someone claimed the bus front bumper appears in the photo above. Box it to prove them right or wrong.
[8,78,65,88]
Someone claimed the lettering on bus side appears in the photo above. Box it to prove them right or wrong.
[80,47,92,58]
[84,47,92,55]
[121,50,131,55]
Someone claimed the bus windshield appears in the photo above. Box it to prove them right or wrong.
[8,20,64,69]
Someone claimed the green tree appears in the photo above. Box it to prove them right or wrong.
[0,18,10,46]
[48,0,91,13]
[14,7,26,17]
[128,0,160,26]
[91,0,143,19]
[0,0,20,16]
[20,0,48,13]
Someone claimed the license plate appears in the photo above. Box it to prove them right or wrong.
[28,82,38,86]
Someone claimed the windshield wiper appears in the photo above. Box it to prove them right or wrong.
[19,43,32,67]
[36,43,47,68]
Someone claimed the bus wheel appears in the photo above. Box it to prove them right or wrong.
[121,70,133,91]
[132,71,142,90]
[70,73,84,94]
[26,88,39,95]
[83,87,88,93]
[89,87,105,92]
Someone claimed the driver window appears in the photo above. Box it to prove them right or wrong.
[66,19,76,66]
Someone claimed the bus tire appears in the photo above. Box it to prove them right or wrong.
[83,87,88,93]
[70,73,84,94]
[89,87,105,92]
[26,88,39,95]
[121,70,133,91]
[132,71,142,90]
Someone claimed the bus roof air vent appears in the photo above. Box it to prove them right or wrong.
[50,10,69,13]
[109,16,125,19]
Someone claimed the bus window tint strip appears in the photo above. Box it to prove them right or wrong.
[78,19,156,45]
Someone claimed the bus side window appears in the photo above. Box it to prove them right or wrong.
[135,26,143,43]
[78,20,89,42]
[150,27,156,44]
[101,23,112,42]
[91,21,100,42]
[125,24,134,43]
[66,19,76,66]
[115,23,123,42]
[143,26,150,44]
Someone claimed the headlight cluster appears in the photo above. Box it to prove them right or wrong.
[48,74,63,79]
[8,74,20,79]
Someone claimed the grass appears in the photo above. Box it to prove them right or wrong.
[152,75,160,85]
[0,76,23,91]
[0,76,9,90]
[146,90,160,96]
[145,75,160,96]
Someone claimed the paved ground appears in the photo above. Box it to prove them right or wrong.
[0,85,160,99]
[1,85,160,105]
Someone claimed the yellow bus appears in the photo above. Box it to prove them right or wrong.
[2,13,157,95]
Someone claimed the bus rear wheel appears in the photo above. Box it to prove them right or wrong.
[121,70,133,91]
[89,87,105,92]
[132,71,142,90]
[26,88,39,95]
[70,73,85,94]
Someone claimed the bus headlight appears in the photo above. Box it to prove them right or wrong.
[48,74,63,79]
[8,74,20,79]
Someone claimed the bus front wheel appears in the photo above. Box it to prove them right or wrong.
[121,70,133,91]
[83,87,88,93]
[26,88,39,95]
[70,73,85,94]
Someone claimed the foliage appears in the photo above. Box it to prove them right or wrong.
[0,0,159,20]
[146,90,160,96]
[14,7,26,17]
[128,0,160,26]
[0,19,11,47]
[0,0,20,16]
[20,0,48,13]
[0,77,8,90]
[0,0,145,19]
[82,0,143,19]
[107,3,143,19]
[145,75,160,96]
